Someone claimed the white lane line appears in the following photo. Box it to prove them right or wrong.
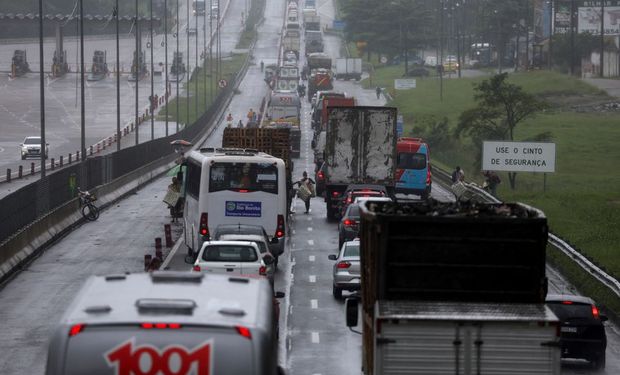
[307,216,312,221]
[307,227,313,232]
[309,255,315,262]
[311,299,318,309]
[311,331,320,343]
[309,275,316,283]
[292,229,296,235]
[308,239,314,246]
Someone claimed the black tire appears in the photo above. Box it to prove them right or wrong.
[274,256,279,269]
[591,352,606,370]
[82,203,100,221]
[332,285,342,299]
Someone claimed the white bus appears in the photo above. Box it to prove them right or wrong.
[182,148,287,259]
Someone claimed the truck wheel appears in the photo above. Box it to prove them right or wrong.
[332,285,342,299]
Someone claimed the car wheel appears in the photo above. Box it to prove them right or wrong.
[274,256,279,269]
[591,352,606,370]
[332,285,342,299]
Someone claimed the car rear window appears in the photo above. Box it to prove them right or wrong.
[346,205,360,217]
[220,237,268,254]
[397,152,427,170]
[344,244,360,257]
[202,245,258,262]
[546,302,593,320]
[24,138,42,144]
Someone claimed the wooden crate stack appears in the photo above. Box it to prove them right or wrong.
[222,128,290,162]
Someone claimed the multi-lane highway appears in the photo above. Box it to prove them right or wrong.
[0,0,619,374]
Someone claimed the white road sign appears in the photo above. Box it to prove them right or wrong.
[218,79,228,88]
[394,79,416,90]
[482,141,556,173]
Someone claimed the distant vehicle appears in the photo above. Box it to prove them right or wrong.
[328,239,361,299]
[405,67,429,77]
[212,224,281,262]
[181,149,287,258]
[20,136,48,160]
[210,5,219,19]
[334,58,362,80]
[338,197,392,248]
[471,42,494,67]
[395,137,432,199]
[424,55,437,67]
[192,241,273,281]
[45,272,285,375]
[192,0,205,15]
[443,55,459,72]
[339,184,388,217]
[546,294,608,369]
[216,233,277,277]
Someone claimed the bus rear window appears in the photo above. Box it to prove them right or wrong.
[397,152,426,170]
[209,162,278,194]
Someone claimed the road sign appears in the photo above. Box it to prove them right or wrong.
[379,56,388,64]
[482,141,556,173]
[218,79,227,88]
[394,79,416,90]
[332,20,346,30]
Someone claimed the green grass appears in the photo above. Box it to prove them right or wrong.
[157,53,247,125]
[363,65,620,312]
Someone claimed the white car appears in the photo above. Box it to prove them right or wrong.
[20,136,48,160]
[192,241,272,280]
[216,234,276,283]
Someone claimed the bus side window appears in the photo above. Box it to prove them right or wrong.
[186,163,202,199]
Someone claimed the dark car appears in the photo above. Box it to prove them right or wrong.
[405,67,429,77]
[546,294,608,370]
[339,184,388,217]
[212,224,281,266]
[338,204,360,249]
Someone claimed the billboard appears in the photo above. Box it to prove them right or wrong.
[578,6,620,35]
[482,141,556,173]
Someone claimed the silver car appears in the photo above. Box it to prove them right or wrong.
[217,234,276,284]
[328,239,361,299]
[192,241,273,281]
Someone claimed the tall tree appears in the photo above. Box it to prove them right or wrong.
[456,73,549,189]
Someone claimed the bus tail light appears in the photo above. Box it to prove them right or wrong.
[199,213,209,240]
[275,215,285,238]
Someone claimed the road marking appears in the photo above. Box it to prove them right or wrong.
[307,227,313,232]
[311,299,318,309]
[307,216,312,221]
[309,275,316,283]
[311,331,320,343]
[309,255,315,262]
[308,239,314,246]
[292,229,296,235]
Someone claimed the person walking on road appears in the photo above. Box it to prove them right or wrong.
[451,166,465,183]
[483,170,501,197]
[260,60,264,72]
[376,86,382,99]
[295,171,316,214]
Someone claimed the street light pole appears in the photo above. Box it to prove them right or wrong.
[165,0,169,136]
[600,1,605,77]
[38,0,46,178]
[186,0,190,126]
[135,0,140,146]
[176,0,179,132]
[80,0,86,161]
[195,5,199,117]
[116,0,121,151]
[150,0,154,140]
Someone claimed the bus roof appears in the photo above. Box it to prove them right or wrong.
[186,148,286,166]
[59,272,272,328]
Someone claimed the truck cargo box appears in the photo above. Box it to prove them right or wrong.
[359,200,548,310]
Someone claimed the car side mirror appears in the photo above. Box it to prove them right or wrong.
[328,254,337,261]
[263,255,275,265]
[345,298,359,327]
[270,237,279,244]
[274,291,285,299]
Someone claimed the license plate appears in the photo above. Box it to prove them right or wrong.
[561,327,578,333]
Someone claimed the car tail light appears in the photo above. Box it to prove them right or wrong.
[238,189,249,193]
[592,305,601,319]
[275,215,285,238]
[336,261,351,269]
[561,300,573,305]
[318,171,324,179]
[426,168,432,185]
[346,196,352,204]
[69,324,85,337]
[193,265,201,272]
[331,191,340,197]
[141,323,182,329]
[236,326,252,339]
[259,265,267,276]
[199,213,209,239]
[343,219,356,227]
[395,168,405,181]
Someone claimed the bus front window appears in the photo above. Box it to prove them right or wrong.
[209,163,278,194]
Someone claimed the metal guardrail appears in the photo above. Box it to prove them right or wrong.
[433,165,620,299]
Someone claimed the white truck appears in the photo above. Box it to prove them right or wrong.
[335,58,362,81]
[323,106,397,220]
[282,30,300,58]
[345,200,562,375]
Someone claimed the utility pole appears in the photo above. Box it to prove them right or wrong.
[80,0,86,161]
[525,0,530,70]
[570,0,575,76]
[135,0,140,146]
[210,0,213,102]
[203,0,207,110]
[176,0,179,132]
[164,0,169,136]
[548,0,553,70]
[195,4,199,117]
[439,0,444,102]
[150,0,154,140]
[38,0,46,178]
[186,0,190,126]
[599,1,605,77]
[116,0,121,151]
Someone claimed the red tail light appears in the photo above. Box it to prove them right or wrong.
[426,168,432,185]
[236,326,252,339]
[343,219,356,227]
[238,189,249,193]
[69,324,85,337]
[395,168,405,181]
[275,215,285,238]
[259,265,267,275]
[199,213,209,239]
[562,300,573,305]
[193,265,201,272]
[336,261,351,269]
[318,171,324,179]
[141,323,182,329]
[592,305,601,319]
[331,191,340,197]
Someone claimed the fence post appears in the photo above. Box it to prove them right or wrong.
[31,162,35,175]
[6,169,10,182]
[18,165,23,178]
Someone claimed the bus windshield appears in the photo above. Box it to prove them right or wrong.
[209,162,278,194]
